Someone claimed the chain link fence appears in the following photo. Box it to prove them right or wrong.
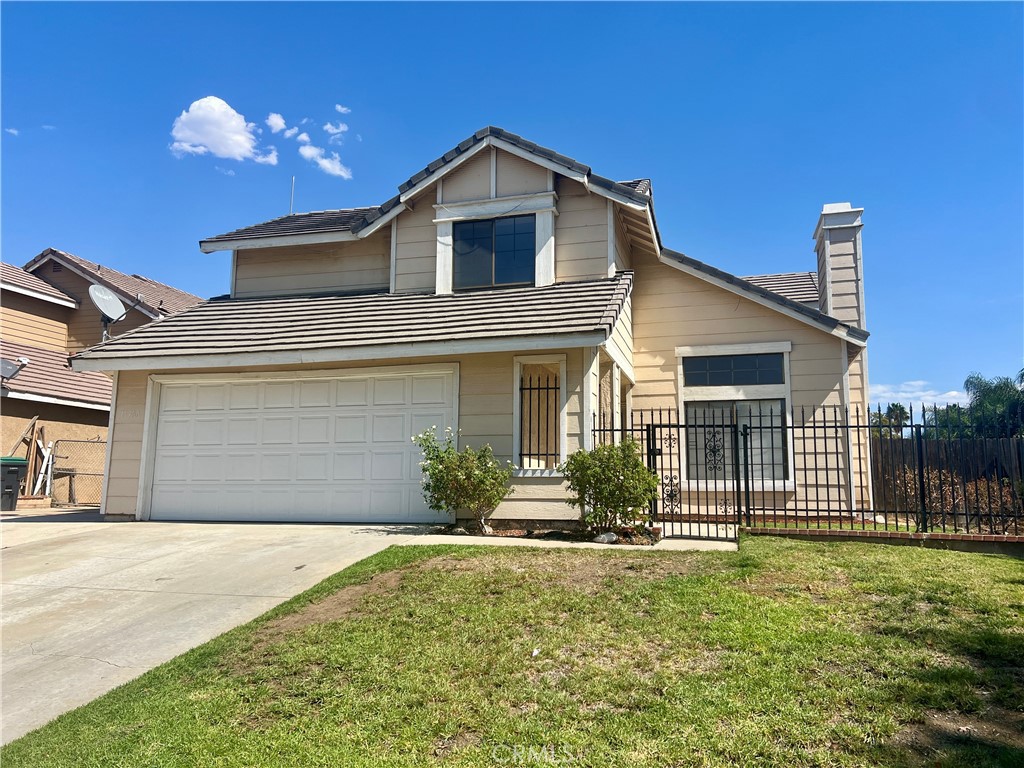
[50,439,106,507]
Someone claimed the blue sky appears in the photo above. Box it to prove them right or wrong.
[2,2,1021,406]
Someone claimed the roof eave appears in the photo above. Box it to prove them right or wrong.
[70,329,612,373]
[0,281,78,309]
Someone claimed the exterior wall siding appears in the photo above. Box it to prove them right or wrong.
[30,266,151,353]
[0,293,69,351]
[393,191,438,293]
[495,150,548,197]
[233,229,391,298]
[554,177,608,282]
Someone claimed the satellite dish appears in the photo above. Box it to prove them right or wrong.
[88,285,128,341]
[88,285,127,322]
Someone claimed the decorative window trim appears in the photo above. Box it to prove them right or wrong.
[434,193,557,294]
[512,354,567,478]
[676,341,795,490]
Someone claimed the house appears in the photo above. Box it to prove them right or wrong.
[1,249,202,501]
[72,127,870,529]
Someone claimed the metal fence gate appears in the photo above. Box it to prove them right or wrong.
[596,406,1023,540]
[50,439,106,507]
[595,409,741,541]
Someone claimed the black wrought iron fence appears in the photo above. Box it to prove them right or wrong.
[594,405,1023,539]
[50,439,106,506]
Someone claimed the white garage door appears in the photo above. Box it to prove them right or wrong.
[147,369,456,522]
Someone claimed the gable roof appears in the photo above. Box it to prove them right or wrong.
[661,250,868,344]
[0,262,77,308]
[1,338,111,410]
[72,273,633,371]
[23,248,203,318]
[742,271,819,306]
[199,126,656,252]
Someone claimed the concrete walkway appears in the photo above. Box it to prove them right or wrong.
[0,510,422,744]
[1,510,734,744]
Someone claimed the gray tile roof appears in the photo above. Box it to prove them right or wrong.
[201,126,653,248]
[0,262,76,305]
[23,249,204,317]
[662,250,868,341]
[618,179,652,196]
[75,273,634,363]
[1,339,111,407]
[742,271,819,306]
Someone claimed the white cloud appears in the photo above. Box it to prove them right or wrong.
[296,132,311,144]
[214,166,236,177]
[335,104,351,114]
[283,127,299,139]
[323,121,349,135]
[253,147,278,165]
[298,143,352,179]
[265,113,287,133]
[300,117,311,125]
[356,133,362,142]
[170,96,277,165]
[4,128,18,136]
[870,381,969,408]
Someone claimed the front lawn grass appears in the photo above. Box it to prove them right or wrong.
[4,537,1022,767]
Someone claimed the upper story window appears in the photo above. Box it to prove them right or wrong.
[682,353,784,387]
[453,214,535,291]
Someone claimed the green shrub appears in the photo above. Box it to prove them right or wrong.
[558,438,659,532]
[412,427,514,530]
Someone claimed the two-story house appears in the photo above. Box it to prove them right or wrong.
[74,127,870,530]
[1,248,201,500]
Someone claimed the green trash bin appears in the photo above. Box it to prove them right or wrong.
[1,456,29,512]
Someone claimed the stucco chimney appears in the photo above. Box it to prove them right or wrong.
[814,202,866,329]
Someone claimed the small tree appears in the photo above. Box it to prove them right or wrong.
[412,427,514,532]
[558,438,659,533]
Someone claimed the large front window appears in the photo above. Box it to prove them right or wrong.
[678,348,791,484]
[453,215,535,290]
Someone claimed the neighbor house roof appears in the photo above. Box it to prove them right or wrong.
[200,126,656,251]
[73,272,634,371]
[742,271,819,306]
[22,248,203,318]
[1,339,112,410]
[661,250,868,343]
[0,262,77,308]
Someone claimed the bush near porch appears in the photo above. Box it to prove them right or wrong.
[3,538,1021,768]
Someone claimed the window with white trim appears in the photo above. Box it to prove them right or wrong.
[678,347,791,483]
[513,355,566,473]
[453,214,535,290]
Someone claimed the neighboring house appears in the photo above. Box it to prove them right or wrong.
[73,127,870,526]
[1,249,202,492]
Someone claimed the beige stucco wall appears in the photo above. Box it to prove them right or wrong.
[496,150,548,197]
[0,293,70,351]
[1,397,108,457]
[233,229,391,298]
[101,348,591,521]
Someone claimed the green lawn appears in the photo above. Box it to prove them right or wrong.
[4,537,1022,767]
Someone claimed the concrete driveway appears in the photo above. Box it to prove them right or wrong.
[1,509,423,744]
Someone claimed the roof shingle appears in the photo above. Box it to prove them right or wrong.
[23,249,203,317]
[1,339,112,407]
[742,271,819,306]
[1,262,76,305]
[75,274,633,364]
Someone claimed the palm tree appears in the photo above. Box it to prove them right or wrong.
[963,371,1024,437]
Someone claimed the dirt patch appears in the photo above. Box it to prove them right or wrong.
[892,706,1024,756]
[418,549,713,595]
[432,728,482,759]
